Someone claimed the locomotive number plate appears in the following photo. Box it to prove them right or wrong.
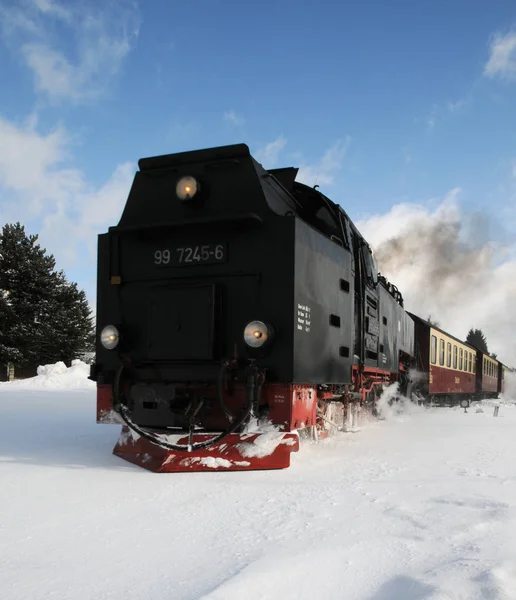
[154,243,226,267]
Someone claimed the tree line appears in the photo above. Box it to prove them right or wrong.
[0,222,94,374]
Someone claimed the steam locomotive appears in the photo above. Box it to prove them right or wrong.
[89,143,507,473]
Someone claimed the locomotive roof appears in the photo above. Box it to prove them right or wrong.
[138,143,252,171]
[133,142,372,250]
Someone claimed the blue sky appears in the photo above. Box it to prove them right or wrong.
[1,0,516,324]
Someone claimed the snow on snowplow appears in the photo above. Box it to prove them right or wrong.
[113,428,300,473]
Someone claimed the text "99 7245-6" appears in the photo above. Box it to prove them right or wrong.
[154,244,226,266]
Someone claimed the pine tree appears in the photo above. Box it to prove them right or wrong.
[38,273,94,364]
[0,223,56,367]
[0,222,94,369]
[466,328,489,354]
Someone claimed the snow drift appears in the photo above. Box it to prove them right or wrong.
[0,359,95,390]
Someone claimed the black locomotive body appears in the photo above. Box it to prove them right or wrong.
[91,143,415,472]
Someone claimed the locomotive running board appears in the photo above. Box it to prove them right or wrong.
[112,426,300,472]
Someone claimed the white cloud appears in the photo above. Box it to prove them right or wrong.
[296,138,351,186]
[356,191,516,366]
[0,116,82,221]
[497,159,516,235]
[484,31,516,81]
[446,98,468,113]
[39,162,134,266]
[254,136,287,168]
[0,115,134,301]
[33,0,71,20]
[253,136,350,188]
[223,110,245,126]
[421,97,469,132]
[0,0,140,103]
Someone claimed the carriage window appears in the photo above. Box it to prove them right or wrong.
[453,345,457,369]
[439,339,445,365]
[473,359,476,374]
[446,342,451,367]
[468,353,472,373]
[483,358,486,375]
[431,335,437,364]
[459,348,463,370]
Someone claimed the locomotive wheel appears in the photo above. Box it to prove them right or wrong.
[298,402,344,442]
[318,402,342,436]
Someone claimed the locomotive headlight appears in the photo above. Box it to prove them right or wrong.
[100,325,119,350]
[244,321,271,348]
[176,176,199,201]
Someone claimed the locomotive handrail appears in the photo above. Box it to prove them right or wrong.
[108,212,263,233]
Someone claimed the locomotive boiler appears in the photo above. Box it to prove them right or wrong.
[90,143,415,472]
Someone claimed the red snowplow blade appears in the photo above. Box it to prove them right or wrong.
[112,427,300,472]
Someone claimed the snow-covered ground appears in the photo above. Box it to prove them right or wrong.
[1,363,516,600]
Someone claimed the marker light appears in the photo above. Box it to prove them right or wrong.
[100,325,119,350]
[244,321,270,348]
[176,176,199,201]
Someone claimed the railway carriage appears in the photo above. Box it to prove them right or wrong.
[409,313,510,404]
[476,352,500,399]
[409,313,476,404]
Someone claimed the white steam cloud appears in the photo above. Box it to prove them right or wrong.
[356,192,516,367]
[374,382,426,421]
[501,371,516,403]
